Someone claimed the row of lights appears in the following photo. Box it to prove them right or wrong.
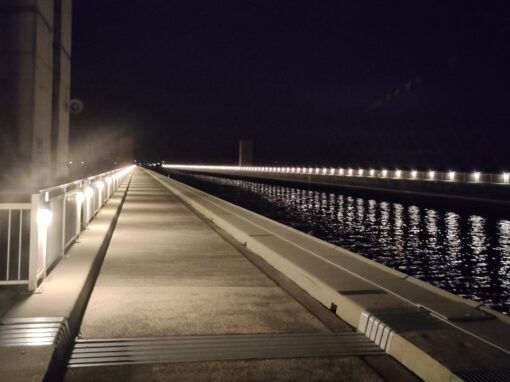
[162,165,510,184]
[39,166,135,228]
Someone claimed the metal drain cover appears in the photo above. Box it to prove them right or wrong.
[69,332,384,368]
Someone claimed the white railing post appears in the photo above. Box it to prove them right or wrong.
[28,194,40,291]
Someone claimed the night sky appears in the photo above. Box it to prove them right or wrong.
[71,1,510,171]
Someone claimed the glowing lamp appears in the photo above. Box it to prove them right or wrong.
[449,171,455,181]
[503,173,510,183]
[37,209,53,227]
[411,170,417,179]
[473,172,481,182]
[348,168,353,176]
[76,192,85,204]
[85,186,94,199]
[369,169,375,176]
[95,181,105,190]
[381,169,387,177]
[338,168,344,175]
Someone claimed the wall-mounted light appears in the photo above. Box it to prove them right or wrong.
[381,169,387,177]
[338,168,344,175]
[429,171,435,180]
[369,169,375,176]
[348,168,353,176]
[76,191,85,204]
[358,169,364,176]
[473,172,481,182]
[449,171,455,181]
[37,208,53,227]
[395,170,402,178]
[85,186,94,199]
[503,173,510,183]
[411,170,417,179]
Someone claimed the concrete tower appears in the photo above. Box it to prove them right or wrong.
[0,0,72,191]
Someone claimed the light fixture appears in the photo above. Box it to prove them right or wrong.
[358,169,364,176]
[449,171,455,181]
[381,169,387,177]
[473,172,481,182]
[411,170,417,179]
[85,186,94,199]
[37,209,53,227]
[395,170,402,178]
[429,171,435,180]
[369,169,375,176]
[503,173,510,183]
[76,191,85,204]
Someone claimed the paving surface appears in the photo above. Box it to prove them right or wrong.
[66,169,390,381]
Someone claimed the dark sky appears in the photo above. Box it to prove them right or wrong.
[71,1,510,170]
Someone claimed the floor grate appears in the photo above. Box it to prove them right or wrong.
[69,332,384,368]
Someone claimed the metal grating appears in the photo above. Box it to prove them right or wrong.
[69,332,384,368]
[457,368,510,382]
[0,317,70,348]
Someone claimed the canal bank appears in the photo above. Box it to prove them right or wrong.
[150,169,510,382]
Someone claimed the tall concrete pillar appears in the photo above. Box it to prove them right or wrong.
[0,0,71,192]
[51,0,72,181]
[238,139,253,166]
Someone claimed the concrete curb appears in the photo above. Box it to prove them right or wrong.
[147,169,510,382]
[0,176,132,382]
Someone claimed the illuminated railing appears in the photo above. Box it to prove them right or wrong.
[162,164,510,185]
[0,165,135,291]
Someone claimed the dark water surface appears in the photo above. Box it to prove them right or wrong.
[169,172,510,315]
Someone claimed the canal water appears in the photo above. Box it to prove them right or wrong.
[168,172,510,315]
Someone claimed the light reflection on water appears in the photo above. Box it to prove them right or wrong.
[178,174,510,314]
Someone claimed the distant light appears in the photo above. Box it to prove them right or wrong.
[503,173,510,183]
[37,209,53,227]
[308,167,313,173]
[348,168,353,176]
[315,168,320,174]
[429,171,435,180]
[85,186,94,199]
[381,169,387,177]
[338,168,344,175]
[330,168,335,175]
[411,170,417,179]
[68,161,73,165]
[473,171,481,182]
[358,169,363,176]
[81,161,85,165]
[369,169,375,176]
[449,171,455,181]
[395,170,402,178]
[322,168,327,174]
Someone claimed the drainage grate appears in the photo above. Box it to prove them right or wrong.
[0,317,70,348]
[69,332,384,368]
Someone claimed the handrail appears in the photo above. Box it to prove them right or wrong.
[0,165,136,290]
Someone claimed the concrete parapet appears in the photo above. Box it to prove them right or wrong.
[147,169,510,382]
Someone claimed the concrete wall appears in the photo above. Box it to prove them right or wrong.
[0,0,72,192]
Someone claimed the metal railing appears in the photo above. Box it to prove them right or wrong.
[162,164,510,186]
[0,165,135,291]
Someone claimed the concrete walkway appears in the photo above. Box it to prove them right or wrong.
[65,169,391,381]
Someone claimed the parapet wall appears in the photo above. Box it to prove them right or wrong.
[161,165,510,205]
